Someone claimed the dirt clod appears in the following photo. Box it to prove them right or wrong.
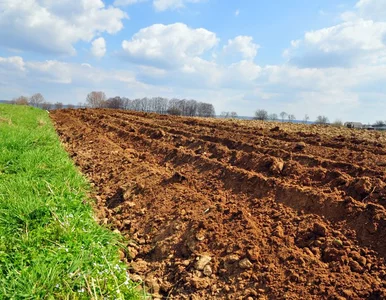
[239,258,253,269]
[313,222,328,237]
[195,255,212,271]
[203,264,213,276]
[294,142,306,151]
[349,260,363,273]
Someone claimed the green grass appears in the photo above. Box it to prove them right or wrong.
[0,104,143,299]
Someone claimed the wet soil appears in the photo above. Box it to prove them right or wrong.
[51,109,386,299]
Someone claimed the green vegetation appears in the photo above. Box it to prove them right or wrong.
[0,104,142,299]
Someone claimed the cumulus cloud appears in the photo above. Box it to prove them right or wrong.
[27,60,73,84]
[153,0,204,11]
[223,36,260,60]
[121,23,219,69]
[355,0,386,21]
[113,0,203,11]
[0,56,25,72]
[113,0,147,6]
[0,55,155,103]
[2,51,386,123]
[285,0,386,68]
[120,24,261,89]
[2,0,386,123]
[0,0,127,55]
[116,12,386,122]
[91,37,107,58]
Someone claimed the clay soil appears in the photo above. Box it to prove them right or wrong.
[51,109,386,299]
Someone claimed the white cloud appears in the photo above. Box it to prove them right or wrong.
[0,55,153,102]
[91,37,107,58]
[355,0,386,21]
[303,20,386,53]
[121,23,219,69]
[112,0,203,11]
[2,53,386,123]
[2,0,386,123]
[285,0,386,68]
[153,0,204,11]
[113,0,147,6]
[223,36,260,60]
[235,9,240,17]
[27,60,73,84]
[0,0,127,55]
[116,16,386,122]
[0,56,25,72]
[210,60,262,90]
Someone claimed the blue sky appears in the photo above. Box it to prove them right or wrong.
[0,0,385,123]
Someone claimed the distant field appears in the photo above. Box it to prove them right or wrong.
[51,108,386,299]
[0,105,141,299]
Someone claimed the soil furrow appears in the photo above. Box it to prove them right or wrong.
[79,110,386,208]
[51,109,386,300]
[112,110,386,157]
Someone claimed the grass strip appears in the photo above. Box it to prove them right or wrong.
[0,104,143,299]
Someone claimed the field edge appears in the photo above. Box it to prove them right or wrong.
[0,104,143,299]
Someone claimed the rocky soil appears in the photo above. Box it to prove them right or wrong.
[51,109,386,299]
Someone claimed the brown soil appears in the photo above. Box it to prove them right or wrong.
[51,109,386,299]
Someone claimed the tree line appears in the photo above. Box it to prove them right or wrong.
[373,121,386,128]
[11,94,66,110]
[254,109,343,126]
[85,91,216,118]
[10,92,216,118]
[9,92,384,127]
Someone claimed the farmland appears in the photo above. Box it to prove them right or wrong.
[51,108,386,299]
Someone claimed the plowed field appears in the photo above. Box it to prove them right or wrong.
[51,109,386,299]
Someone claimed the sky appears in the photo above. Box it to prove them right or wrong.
[0,0,386,123]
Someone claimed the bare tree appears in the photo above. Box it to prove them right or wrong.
[220,111,238,119]
[220,112,230,118]
[255,109,268,121]
[304,114,310,124]
[41,102,53,110]
[197,102,215,117]
[167,107,182,115]
[280,111,287,122]
[14,96,29,105]
[185,100,198,116]
[177,99,187,115]
[230,112,238,118]
[86,91,106,108]
[374,120,386,127]
[288,114,296,122]
[121,97,132,110]
[168,99,182,115]
[29,93,45,108]
[168,99,186,115]
[150,97,161,113]
[139,97,149,111]
[269,113,278,121]
[150,97,169,114]
[332,119,343,127]
[131,99,142,111]
[54,102,63,110]
[159,97,169,114]
[315,115,329,124]
[105,96,124,109]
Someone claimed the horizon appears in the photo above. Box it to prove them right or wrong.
[2,98,383,126]
[1,0,386,123]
